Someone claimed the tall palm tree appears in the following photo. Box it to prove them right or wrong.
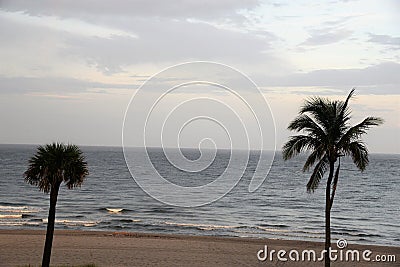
[24,143,89,267]
[282,89,383,267]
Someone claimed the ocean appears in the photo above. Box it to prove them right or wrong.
[0,144,399,246]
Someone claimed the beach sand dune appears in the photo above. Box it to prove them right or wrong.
[0,230,398,266]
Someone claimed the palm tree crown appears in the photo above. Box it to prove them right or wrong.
[282,89,383,191]
[24,143,89,193]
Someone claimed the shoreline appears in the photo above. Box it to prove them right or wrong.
[0,229,398,266]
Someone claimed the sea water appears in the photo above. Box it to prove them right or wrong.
[0,144,398,246]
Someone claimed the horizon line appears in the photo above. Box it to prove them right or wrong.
[0,142,398,155]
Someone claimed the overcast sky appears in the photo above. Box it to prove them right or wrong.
[0,0,399,153]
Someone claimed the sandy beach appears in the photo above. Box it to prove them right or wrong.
[0,230,398,267]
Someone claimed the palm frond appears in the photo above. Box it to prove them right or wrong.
[282,135,320,160]
[288,114,327,140]
[337,89,355,123]
[337,117,384,148]
[342,141,369,171]
[300,97,333,133]
[303,147,325,172]
[306,156,329,192]
[64,144,89,189]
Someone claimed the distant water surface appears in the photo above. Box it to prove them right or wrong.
[0,144,399,246]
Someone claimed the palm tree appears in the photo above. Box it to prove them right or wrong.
[282,89,383,267]
[24,143,89,267]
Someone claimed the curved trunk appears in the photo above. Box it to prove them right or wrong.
[330,158,341,210]
[325,160,335,267]
[42,185,60,267]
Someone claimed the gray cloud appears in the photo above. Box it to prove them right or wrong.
[0,76,137,94]
[301,27,352,46]
[257,62,400,95]
[64,19,274,74]
[300,15,360,46]
[2,62,398,96]
[321,15,360,27]
[368,33,400,50]
[0,8,279,75]
[0,0,260,20]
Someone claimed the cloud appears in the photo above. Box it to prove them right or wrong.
[0,76,136,94]
[368,33,400,50]
[0,0,260,20]
[322,15,358,27]
[256,62,400,95]
[0,10,137,39]
[2,62,398,97]
[299,14,365,46]
[0,8,280,75]
[64,19,275,73]
[301,27,352,46]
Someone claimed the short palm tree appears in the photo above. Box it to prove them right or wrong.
[282,89,383,267]
[24,143,89,267]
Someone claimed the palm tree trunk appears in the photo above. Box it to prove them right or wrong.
[42,185,60,267]
[330,158,340,210]
[325,160,335,267]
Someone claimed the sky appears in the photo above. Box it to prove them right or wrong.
[0,0,399,153]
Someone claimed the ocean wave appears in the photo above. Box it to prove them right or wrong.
[0,220,42,226]
[42,219,98,227]
[343,232,383,238]
[256,226,291,233]
[0,214,22,219]
[258,223,289,228]
[20,214,38,219]
[149,207,175,213]
[0,205,41,213]
[164,221,241,231]
[99,207,129,213]
[106,208,124,213]
[234,225,325,240]
[231,227,325,240]
[0,221,24,226]
[116,219,141,223]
